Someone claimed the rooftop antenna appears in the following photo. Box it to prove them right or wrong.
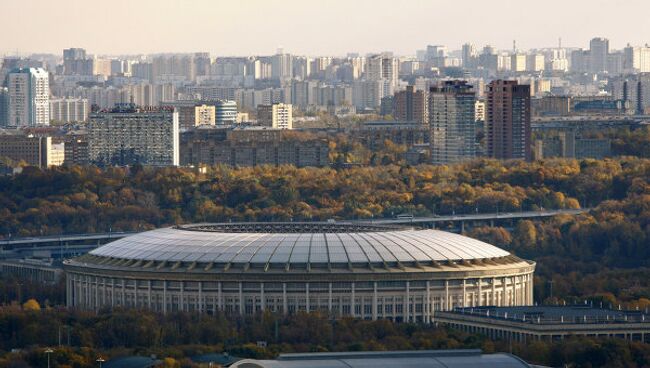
[513,40,517,53]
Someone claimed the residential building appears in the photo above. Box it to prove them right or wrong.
[7,67,50,126]
[429,81,477,164]
[271,52,293,82]
[0,134,53,167]
[0,87,8,126]
[63,48,94,76]
[88,104,179,166]
[257,103,292,129]
[213,99,238,125]
[63,133,89,166]
[474,100,485,122]
[589,37,609,73]
[393,85,428,125]
[49,98,89,123]
[623,44,650,73]
[486,80,531,160]
[180,126,328,167]
[194,104,215,126]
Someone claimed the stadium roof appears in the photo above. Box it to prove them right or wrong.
[229,350,535,368]
[88,223,511,270]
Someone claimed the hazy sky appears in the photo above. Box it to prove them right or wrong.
[2,0,650,57]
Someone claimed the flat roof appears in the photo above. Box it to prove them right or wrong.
[446,305,649,325]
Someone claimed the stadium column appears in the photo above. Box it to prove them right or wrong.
[328,282,333,314]
[134,280,138,309]
[239,282,244,315]
[66,274,71,307]
[492,277,496,305]
[121,279,125,306]
[351,282,356,317]
[529,274,534,304]
[148,280,152,309]
[217,281,222,311]
[405,281,410,322]
[283,282,288,315]
[260,282,265,312]
[180,281,184,312]
[305,283,309,313]
[95,277,99,311]
[503,277,508,306]
[372,282,378,321]
[198,282,203,313]
[478,278,482,306]
[425,280,431,323]
[111,278,115,308]
[163,281,167,314]
[445,280,450,311]
[462,279,467,307]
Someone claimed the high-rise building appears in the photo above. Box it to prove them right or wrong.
[7,67,50,127]
[365,53,399,94]
[63,48,94,76]
[213,100,238,125]
[271,52,293,82]
[428,81,477,164]
[49,98,89,123]
[393,85,428,125]
[486,80,531,160]
[511,53,527,72]
[623,44,650,73]
[88,104,179,166]
[194,52,212,78]
[0,87,8,127]
[526,54,545,72]
[194,104,216,126]
[257,103,292,129]
[461,43,478,69]
[589,37,610,73]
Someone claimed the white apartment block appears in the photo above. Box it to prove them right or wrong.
[257,103,293,129]
[7,67,50,126]
[50,98,89,123]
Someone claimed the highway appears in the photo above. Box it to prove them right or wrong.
[364,208,588,225]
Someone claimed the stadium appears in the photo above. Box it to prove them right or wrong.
[63,222,535,322]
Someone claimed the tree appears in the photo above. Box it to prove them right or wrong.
[22,299,40,311]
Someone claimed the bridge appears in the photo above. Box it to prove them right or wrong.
[531,115,648,131]
[366,208,588,226]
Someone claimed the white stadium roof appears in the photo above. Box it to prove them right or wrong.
[89,223,510,268]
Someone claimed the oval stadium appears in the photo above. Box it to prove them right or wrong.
[63,223,535,322]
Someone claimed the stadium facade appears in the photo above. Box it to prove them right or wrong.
[63,223,535,322]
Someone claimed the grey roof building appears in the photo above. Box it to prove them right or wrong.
[229,350,539,368]
[434,305,650,342]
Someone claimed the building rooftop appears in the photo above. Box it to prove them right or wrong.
[447,305,649,325]
[82,223,514,270]
[229,349,536,368]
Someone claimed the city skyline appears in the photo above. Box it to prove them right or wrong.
[2,0,650,56]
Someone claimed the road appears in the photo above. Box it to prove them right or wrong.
[365,208,588,225]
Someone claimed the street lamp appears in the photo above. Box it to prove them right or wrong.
[45,348,53,368]
[96,357,105,368]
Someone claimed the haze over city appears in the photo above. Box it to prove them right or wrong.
[2,1,650,367]
[2,0,650,56]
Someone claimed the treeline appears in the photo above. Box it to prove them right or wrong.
[0,307,648,368]
[3,157,647,238]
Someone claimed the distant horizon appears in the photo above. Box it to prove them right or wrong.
[2,0,649,57]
